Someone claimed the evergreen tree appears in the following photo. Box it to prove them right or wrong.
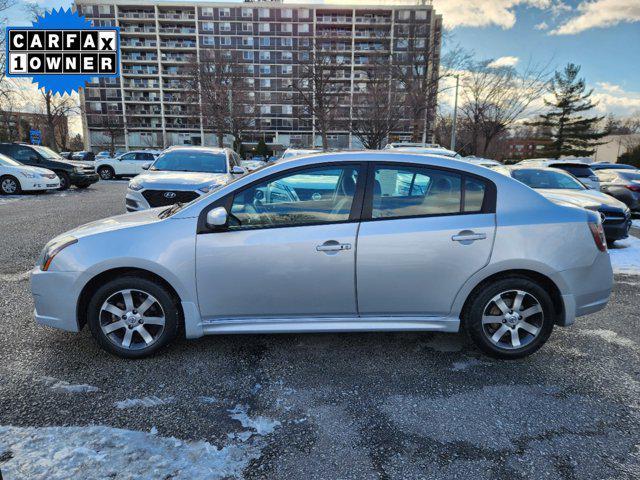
[529,63,607,158]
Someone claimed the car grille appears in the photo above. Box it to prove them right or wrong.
[602,210,630,224]
[142,190,200,207]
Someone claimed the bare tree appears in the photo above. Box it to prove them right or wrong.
[350,62,404,149]
[291,42,348,150]
[183,49,254,150]
[96,114,125,155]
[459,59,550,156]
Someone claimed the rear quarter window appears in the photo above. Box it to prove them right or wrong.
[551,164,594,178]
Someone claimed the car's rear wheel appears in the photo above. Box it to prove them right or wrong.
[0,175,21,195]
[464,276,554,359]
[57,172,70,190]
[98,166,115,180]
[87,276,180,358]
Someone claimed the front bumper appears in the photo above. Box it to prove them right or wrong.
[125,188,204,212]
[31,267,83,332]
[125,190,151,212]
[21,177,60,191]
[70,172,99,187]
[602,212,632,241]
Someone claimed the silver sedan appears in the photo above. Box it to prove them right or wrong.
[31,152,613,359]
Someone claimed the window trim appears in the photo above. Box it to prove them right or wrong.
[197,161,366,234]
[360,162,497,222]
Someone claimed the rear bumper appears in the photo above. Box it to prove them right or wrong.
[31,268,82,332]
[556,252,613,326]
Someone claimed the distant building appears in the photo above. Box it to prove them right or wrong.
[76,0,443,152]
[504,138,553,160]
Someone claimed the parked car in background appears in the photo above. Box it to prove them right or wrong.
[594,168,640,213]
[71,151,95,162]
[96,151,112,159]
[492,165,631,244]
[463,156,502,168]
[95,150,162,180]
[519,159,600,190]
[383,142,441,149]
[125,146,245,212]
[32,152,612,359]
[59,151,73,160]
[241,159,266,172]
[590,162,637,171]
[281,148,322,160]
[390,146,460,158]
[0,153,60,194]
[0,143,98,190]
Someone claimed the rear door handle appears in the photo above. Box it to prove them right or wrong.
[451,231,487,243]
[316,241,351,252]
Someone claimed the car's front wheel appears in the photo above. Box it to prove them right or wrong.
[0,175,21,195]
[98,166,115,180]
[57,172,70,190]
[87,276,180,358]
[464,276,554,359]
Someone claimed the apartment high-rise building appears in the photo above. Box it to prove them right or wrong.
[76,1,442,152]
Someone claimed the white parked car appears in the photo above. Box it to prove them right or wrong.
[0,153,60,194]
[390,146,460,158]
[281,148,323,160]
[95,150,162,180]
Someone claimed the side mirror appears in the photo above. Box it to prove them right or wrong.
[142,162,151,170]
[231,165,246,175]
[206,206,228,229]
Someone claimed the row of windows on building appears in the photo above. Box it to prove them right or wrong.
[81,5,430,22]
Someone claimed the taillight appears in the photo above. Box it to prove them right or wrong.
[625,184,640,192]
[588,222,607,252]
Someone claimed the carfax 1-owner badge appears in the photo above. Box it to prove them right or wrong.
[6,8,120,95]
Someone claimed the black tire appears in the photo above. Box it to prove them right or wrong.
[87,276,180,359]
[463,276,554,359]
[0,175,21,195]
[98,166,115,180]
[57,172,71,190]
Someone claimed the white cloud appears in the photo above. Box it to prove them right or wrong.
[551,0,640,34]
[431,0,552,29]
[488,56,520,68]
[597,82,625,94]
[534,21,549,30]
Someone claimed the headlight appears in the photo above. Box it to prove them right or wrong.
[20,172,37,178]
[198,183,221,193]
[128,181,143,191]
[40,236,77,271]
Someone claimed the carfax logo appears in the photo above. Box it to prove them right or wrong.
[6,8,120,95]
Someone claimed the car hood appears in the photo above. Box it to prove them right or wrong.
[135,170,231,189]
[5,164,55,176]
[537,188,628,211]
[59,208,166,240]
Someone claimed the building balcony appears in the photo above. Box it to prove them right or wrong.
[121,40,158,49]
[122,67,159,76]
[119,11,156,20]
[165,122,200,130]
[124,95,161,102]
[355,16,391,24]
[157,12,196,21]
[121,26,157,35]
[160,41,197,49]
[122,54,158,62]
[316,16,353,24]
[159,27,196,35]
[123,80,160,89]
[128,108,163,116]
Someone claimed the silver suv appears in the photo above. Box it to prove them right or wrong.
[125,146,245,211]
[31,152,613,359]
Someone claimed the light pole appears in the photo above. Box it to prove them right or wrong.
[450,74,460,152]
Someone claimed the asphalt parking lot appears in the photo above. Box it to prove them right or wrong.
[0,181,639,479]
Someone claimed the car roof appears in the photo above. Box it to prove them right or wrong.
[164,146,228,153]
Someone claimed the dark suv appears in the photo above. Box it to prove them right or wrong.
[0,143,99,190]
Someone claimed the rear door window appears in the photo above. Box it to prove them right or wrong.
[550,164,594,178]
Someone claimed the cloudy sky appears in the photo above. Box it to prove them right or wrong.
[5,0,640,118]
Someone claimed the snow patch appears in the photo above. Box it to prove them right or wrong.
[228,405,281,437]
[114,396,175,409]
[581,329,637,349]
[609,236,640,275]
[0,270,31,282]
[39,376,99,394]
[0,424,263,479]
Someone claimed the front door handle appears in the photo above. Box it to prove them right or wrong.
[451,231,487,243]
[316,241,351,252]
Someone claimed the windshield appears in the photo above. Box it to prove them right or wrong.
[512,169,585,190]
[32,145,63,160]
[0,154,22,167]
[549,164,594,178]
[151,150,228,173]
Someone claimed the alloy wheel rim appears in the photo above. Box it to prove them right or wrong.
[481,289,543,350]
[99,289,166,350]
[2,178,17,193]
[100,169,112,179]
